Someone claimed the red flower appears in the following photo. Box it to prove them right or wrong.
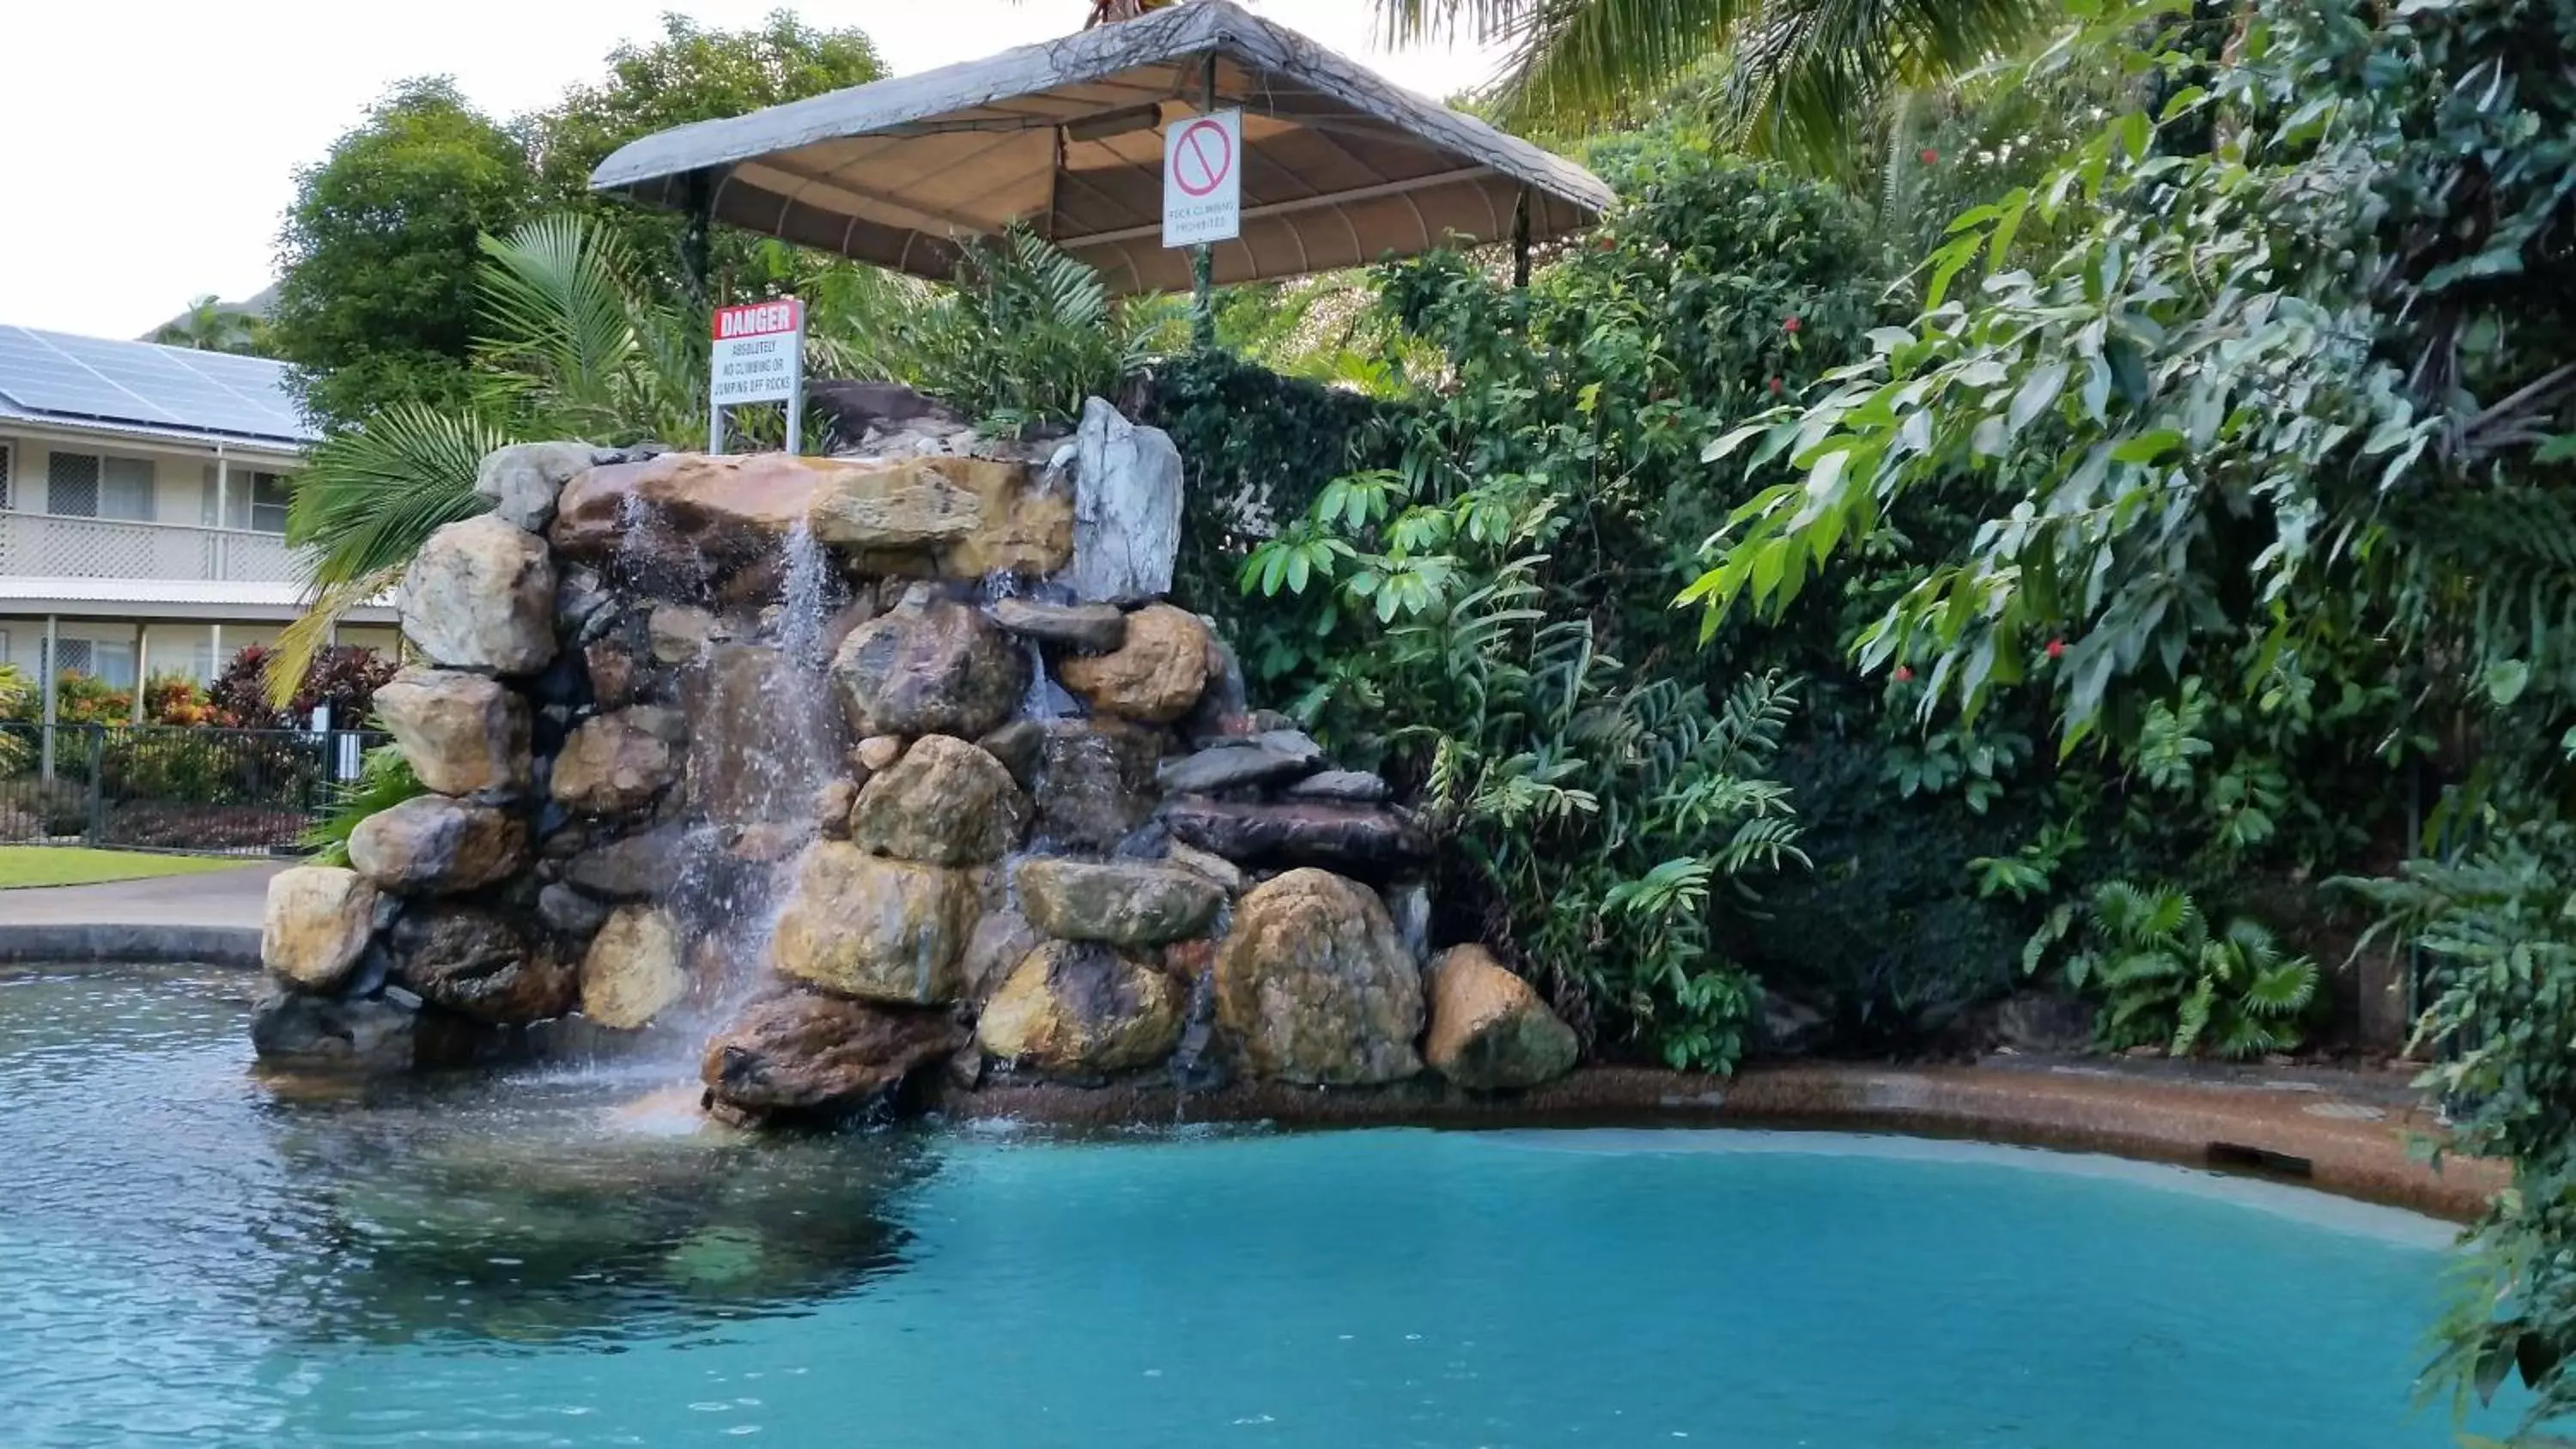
[1783,315,1802,334]
[1918,147,1940,165]
[2045,639,2066,660]
[1595,234,1617,251]
[1767,376,1783,395]
[1893,665,1915,683]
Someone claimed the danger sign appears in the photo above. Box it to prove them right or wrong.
[709,299,803,408]
[1162,109,1241,248]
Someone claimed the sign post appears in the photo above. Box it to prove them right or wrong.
[708,297,805,456]
[1163,101,1240,349]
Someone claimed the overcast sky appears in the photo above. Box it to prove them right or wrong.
[0,2,1501,340]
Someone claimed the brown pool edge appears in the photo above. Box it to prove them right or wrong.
[934,1061,2506,1222]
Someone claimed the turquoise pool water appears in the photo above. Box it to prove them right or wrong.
[0,964,2504,1446]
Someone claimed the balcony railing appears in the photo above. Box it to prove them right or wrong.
[0,511,298,585]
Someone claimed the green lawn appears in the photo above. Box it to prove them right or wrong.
[0,846,254,890]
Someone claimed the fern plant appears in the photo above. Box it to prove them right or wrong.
[299,742,427,867]
[2036,882,2320,1058]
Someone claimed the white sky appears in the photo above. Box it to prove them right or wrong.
[0,2,1503,339]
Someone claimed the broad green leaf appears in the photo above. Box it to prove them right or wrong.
[2008,361,2070,433]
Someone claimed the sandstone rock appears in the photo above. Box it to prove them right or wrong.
[726,821,814,864]
[385,906,574,1024]
[583,637,645,709]
[767,842,980,1003]
[1165,842,1245,894]
[538,882,611,939]
[1423,945,1579,1090]
[476,441,602,531]
[1214,869,1425,1084]
[807,455,1072,578]
[562,823,690,900]
[1163,798,1431,871]
[830,594,1028,738]
[551,452,829,577]
[374,669,532,796]
[1055,604,1210,723]
[1155,731,1324,794]
[849,735,1029,865]
[986,597,1126,652]
[579,905,689,1029]
[700,990,969,1122]
[1066,397,1182,604]
[250,988,416,1073]
[977,941,1182,1078]
[551,706,685,816]
[976,718,1044,789]
[647,604,726,664]
[1283,769,1394,804]
[961,906,1047,1002]
[1014,858,1224,948]
[260,865,380,991]
[815,778,860,840]
[400,514,557,674]
[349,795,529,895]
[1027,719,1163,850]
[683,643,847,824]
[854,734,905,773]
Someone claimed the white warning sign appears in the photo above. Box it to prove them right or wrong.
[1162,109,1242,248]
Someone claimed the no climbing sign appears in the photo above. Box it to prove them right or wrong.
[1162,109,1241,248]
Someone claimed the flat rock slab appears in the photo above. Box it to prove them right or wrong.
[986,597,1126,653]
[1154,731,1324,795]
[1161,798,1431,870]
[1282,769,1393,803]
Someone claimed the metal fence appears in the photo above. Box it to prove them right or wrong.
[0,723,386,857]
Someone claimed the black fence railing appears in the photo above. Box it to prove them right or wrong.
[0,723,386,857]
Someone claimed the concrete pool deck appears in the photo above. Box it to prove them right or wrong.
[0,861,278,967]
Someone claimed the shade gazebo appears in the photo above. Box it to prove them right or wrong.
[589,1,1613,294]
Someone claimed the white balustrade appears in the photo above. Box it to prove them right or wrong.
[0,512,303,585]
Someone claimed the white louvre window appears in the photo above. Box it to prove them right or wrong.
[46,452,100,516]
[101,457,155,521]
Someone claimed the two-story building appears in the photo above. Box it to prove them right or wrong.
[0,324,398,706]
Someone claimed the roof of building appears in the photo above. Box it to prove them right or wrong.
[591,0,1613,294]
[0,325,313,452]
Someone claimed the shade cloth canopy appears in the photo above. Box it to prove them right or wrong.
[589,1,1613,294]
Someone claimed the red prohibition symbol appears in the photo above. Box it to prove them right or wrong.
[1171,118,1233,197]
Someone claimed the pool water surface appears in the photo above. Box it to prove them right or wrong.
[0,964,2508,1446]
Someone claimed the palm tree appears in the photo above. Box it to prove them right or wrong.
[152,295,264,355]
[1374,0,2054,167]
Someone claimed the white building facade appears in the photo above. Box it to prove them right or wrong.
[0,325,398,707]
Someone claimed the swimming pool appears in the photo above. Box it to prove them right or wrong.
[0,963,2503,1446]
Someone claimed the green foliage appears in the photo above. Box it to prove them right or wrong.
[301,743,428,869]
[269,79,537,432]
[837,225,1184,429]
[2027,881,2319,1058]
[151,295,269,357]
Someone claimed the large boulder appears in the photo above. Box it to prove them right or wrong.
[260,865,380,991]
[562,823,690,900]
[683,644,847,824]
[579,905,690,1029]
[550,706,685,816]
[385,906,574,1024]
[373,668,531,796]
[1423,945,1579,1090]
[807,455,1072,579]
[400,513,557,674]
[550,452,827,578]
[475,440,604,531]
[1056,604,1210,723]
[1027,719,1163,850]
[829,592,1029,739]
[987,597,1125,653]
[1214,869,1425,1085]
[249,989,416,1073]
[976,941,1182,1078]
[1014,858,1224,948]
[1066,397,1182,605]
[347,796,528,895]
[960,906,1047,1003]
[767,842,980,1003]
[849,735,1029,864]
[1162,798,1431,871]
[699,990,969,1123]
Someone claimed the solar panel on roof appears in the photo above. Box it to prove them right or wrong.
[0,325,311,443]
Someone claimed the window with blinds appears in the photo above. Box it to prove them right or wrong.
[45,452,155,521]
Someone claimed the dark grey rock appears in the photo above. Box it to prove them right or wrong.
[1161,798,1431,870]
[563,824,690,900]
[986,597,1127,652]
[538,882,612,940]
[977,719,1046,791]
[1283,769,1393,804]
[1155,731,1324,794]
[1028,720,1163,852]
[249,988,416,1074]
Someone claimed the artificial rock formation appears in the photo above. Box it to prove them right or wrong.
[385,906,573,1025]
[976,941,1182,1078]
[1215,869,1425,1085]
[401,514,557,674]
[580,905,689,1029]
[373,669,531,796]
[551,706,685,817]
[1066,396,1182,604]
[1423,945,1579,1090]
[701,991,969,1123]
[848,735,1029,865]
[767,842,980,1003]
[348,795,527,895]
[259,866,380,991]
[832,592,1030,738]
[1014,858,1224,948]
[1056,604,1211,723]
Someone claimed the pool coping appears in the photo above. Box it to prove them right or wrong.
[939,1062,2505,1222]
[0,924,259,968]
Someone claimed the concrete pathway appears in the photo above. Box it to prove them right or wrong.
[0,861,280,967]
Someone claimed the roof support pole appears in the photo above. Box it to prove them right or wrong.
[683,170,715,315]
[1190,52,1218,351]
[39,614,57,783]
[1512,187,1533,290]
[131,621,147,724]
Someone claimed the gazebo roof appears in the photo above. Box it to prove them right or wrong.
[589,1,1612,294]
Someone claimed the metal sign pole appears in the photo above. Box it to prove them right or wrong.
[1191,51,1218,351]
[786,333,805,455]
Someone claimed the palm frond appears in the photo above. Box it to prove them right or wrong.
[475,214,650,436]
[1716,0,2051,169]
[288,403,500,590]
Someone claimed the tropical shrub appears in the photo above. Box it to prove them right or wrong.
[215,646,395,729]
[301,743,428,868]
[2024,881,2320,1058]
